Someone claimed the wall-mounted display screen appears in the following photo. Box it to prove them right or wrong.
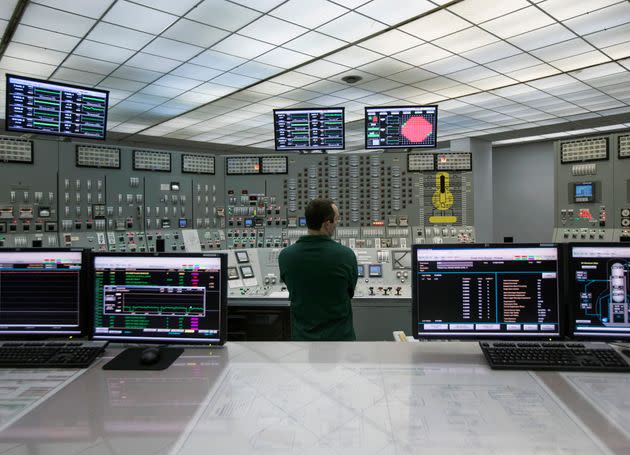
[574,182,595,202]
[365,105,437,149]
[274,107,344,151]
[6,74,108,140]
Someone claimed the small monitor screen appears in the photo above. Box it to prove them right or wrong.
[412,244,562,338]
[235,251,249,263]
[365,105,437,149]
[570,244,630,339]
[227,267,239,280]
[274,107,345,151]
[369,264,382,277]
[6,74,109,140]
[298,216,306,227]
[92,254,227,344]
[240,265,254,279]
[574,182,594,202]
[357,265,365,277]
[0,249,83,335]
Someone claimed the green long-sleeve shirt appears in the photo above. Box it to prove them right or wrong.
[278,235,358,341]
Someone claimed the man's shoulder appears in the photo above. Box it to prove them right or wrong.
[328,240,356,259]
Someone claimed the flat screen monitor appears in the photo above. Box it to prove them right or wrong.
[365,105,437,149]
[92,253,227,345]
[412,244,562,339]
[273,107,344,151]
[0,249,84,336]
[6,74,109,140]
[569,244,630,339]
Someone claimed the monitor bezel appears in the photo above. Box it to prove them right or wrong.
[273,107,345,151]
[89,252,228,345]
[5,73,109,140]
[0,247,87,338]
[567,242,630,341]
[411,242,565,340]
[365,105,438,150]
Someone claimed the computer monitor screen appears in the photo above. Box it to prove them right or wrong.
[6,74,109,140]
[365,105,437,149]
[570,244,630,339]
[273,107,344,151]
[92,253,227,344]
[0,249,84,335]
[412,244,562,338]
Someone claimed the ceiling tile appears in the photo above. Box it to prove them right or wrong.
[356,0,435,26]
[103,1,177,34]
[127,53,181,73]
[192,82,235,96]
[280,88,320,101]
[505,63,560,82]
[4,42,66,66]
[585,22,630,48]
[388,67,435,84]
[255,47,312,68]
[54,67,105,85]
[448,66,499,83]
[531,38,595,61]
[162,19,230,47]
[325,45,382,66]
[481,6,555,39]
[359,30,423,55]
[227,0,286,12]
[128,0,199,15]
[461,41,521,64]
[395,43,452,66]
[111,65,163,83]
[448,0,530,23]
[537,0,621,21]
[190,50,246,71]
[0,0,17,20]
[154,74,202,90]
[332,86,374,100]
[86,23,153,50]
[433,27,497,54]
[468,74,515,90]
[422,55,477,75]
[295,60,348,78]
[22,3,96,37]
[32,0,114,18]
[186,0,262,31]
[12,25,80,52]
[357,58,412,77]
[239,15,307,45]
[564,3,630,36]
[271,0,348,29]
[0,56,56,78]
[507,23,577,51]
[248,81,293,95]
[211,34,275,59]
[317,11,387,42]
[271,71,320,87]
[64,55,119,75]
[231,61,283,79]
[486,53,543,73]
[401,10,471,41]
[99,76,147,91]
[284,31,346,56]
[73,40,135,64]
[551,51,610,72]
[413,76,459,91]
[143,37,203,62]
[602,41,630,60]
[303,79,347,93]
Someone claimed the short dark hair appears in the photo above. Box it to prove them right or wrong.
[305,198,335,230]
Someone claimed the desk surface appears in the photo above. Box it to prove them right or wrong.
[0,342,628,455]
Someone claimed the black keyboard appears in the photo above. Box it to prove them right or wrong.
[480,341,630,372]
[0,341,107,368]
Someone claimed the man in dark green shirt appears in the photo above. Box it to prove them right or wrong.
[279,198,358,341]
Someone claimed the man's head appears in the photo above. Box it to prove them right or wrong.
[305,198,340,236]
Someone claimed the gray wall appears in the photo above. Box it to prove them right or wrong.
[492,140,555,243]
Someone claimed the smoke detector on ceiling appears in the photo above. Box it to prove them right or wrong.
[341,75,362,84]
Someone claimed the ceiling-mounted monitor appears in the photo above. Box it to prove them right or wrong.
[273,107,344,151]
[6,74,109,140]
[365,105,437,149]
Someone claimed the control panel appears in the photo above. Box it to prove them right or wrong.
[553,135,615,242]
[614,133,630,242]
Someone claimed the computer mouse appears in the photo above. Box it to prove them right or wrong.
[140,347,161,365]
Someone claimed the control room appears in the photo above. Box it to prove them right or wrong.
[0,1,629,454]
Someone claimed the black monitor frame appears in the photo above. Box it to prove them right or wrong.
[273,107,345,151]
[567,242,630,341]
[89,252,228,346]
[6,74,109,140]
[411,243,565,340]
[0,248,88,338]
[365,105,438,150]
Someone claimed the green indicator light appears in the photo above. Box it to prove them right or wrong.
[368,133,379,138]
[33,121,59,127]
[34,111,58,118]
[290,123,308,126]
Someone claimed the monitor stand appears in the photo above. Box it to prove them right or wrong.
[102,346,184,370]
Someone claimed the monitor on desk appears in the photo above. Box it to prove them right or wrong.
[569,243,630,339]
[91,253,227,369]
[412,244,563,339]
[0,249,85,336]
